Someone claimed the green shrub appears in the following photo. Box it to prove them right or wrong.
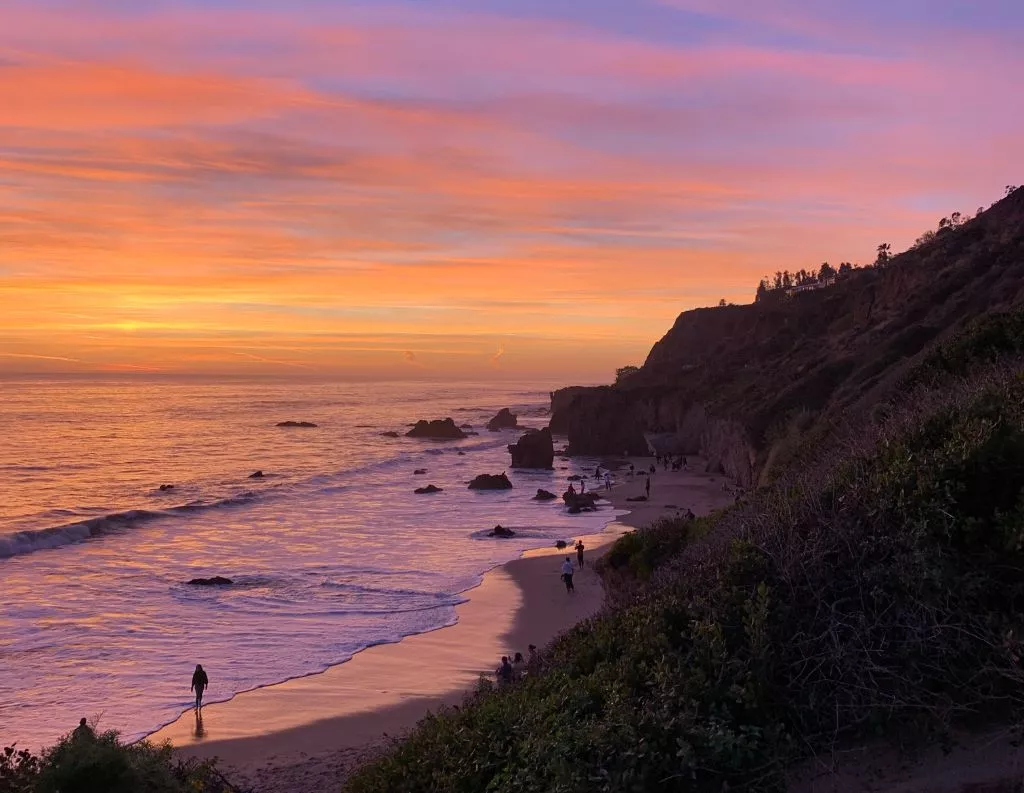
[1,731,230,793]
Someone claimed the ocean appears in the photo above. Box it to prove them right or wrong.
[0,378,618,750]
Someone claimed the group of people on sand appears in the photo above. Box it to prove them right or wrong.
[656,454,688,471]
[495,644,538,685]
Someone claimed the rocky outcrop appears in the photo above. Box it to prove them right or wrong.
[533,489,558,500]
[414,484,443,494]
[486,408,518,431]
[406,418,467,440]
[249,470,264,479]
[413,468,427,475]
[508,427,554,469]
[381,431,400,438]
[468,473,513,490]
[488,524,516,537]
[550,190,1024,487]
[277,421,318,428]
[158,484,174,491]
[188,576,233,586]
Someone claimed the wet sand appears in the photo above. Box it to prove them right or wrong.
[157,457,733,791]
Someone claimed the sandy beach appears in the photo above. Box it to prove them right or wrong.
[156,457,734,792]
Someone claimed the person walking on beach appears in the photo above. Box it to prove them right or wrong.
[605,472,612,491]
[561,556,575,593]
[645,475,651,499]
[575,539,585,568]
[191,664,209,711]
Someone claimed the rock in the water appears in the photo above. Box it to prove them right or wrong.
[413,468,428,475]
[489,524,516,538]
[158,484,174,491]
[486,408,518,431]
[249,470,264,479]
[277,421,318,428]
[468,473,513,490]
[381,431,400,438]
[626,495,648,502]
[555,540,568,549]
[563,490,600,513]
[508,427,554,469]
[567,474,582,481]
[533,489,558,501]
[414,484,444,494]
[460,423,473,429]
[457,451,466,456]
[188,576,233,586]
[406,418,467,440]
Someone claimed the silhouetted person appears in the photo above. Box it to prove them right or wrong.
[561,556,575,593]
[72,718,94,742]
[528,643,538,660]
[645,476,651,498]
[191,664,209,711]
[575,539,585,567]
[497,656,513,686]
[567,483,576,496]
[580,479,586,493]
[512,652,526,681]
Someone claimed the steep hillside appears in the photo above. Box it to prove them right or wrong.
[551,187,1024,486]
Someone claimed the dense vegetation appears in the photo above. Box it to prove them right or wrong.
[346,305,1024,791]
[0,729,232,793]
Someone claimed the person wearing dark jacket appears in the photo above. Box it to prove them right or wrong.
[191,664,209,711]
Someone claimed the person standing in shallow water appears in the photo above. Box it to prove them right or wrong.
[575,539,585,568]
[191,664,209,711]
[645,476,651,498]
[561,556,575,593]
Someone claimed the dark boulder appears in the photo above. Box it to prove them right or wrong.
[413,468,428,475]
[414,484,444,494]
[508,427,554,469]
[555,540,568,549]
[563,490,600,514]
[457,451,466,456]
[460,423,474,429]
[249,470,264,479]
[488,524,516,538]
[406,418,467,440]
[188,576,233,586]
[468,473,513,490]
[381,431,400,438]
[158,484,174,491]
[277,421,318,428]
[533,489,558,501]
[486,408,518,431]
[626,495,648,502]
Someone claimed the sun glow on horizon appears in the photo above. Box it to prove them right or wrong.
[1,0,1021,378]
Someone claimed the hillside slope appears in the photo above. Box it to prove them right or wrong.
[551,187,1024,486]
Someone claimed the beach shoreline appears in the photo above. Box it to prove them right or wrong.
[156,458,734,791]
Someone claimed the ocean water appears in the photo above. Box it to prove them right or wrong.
[0,378,618,750]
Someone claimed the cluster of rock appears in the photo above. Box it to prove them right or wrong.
[532,489,558,501]
[486,408,518,431]
[277,421,318,428]
[468,473,513,490]
[414,484,444,494]
[406,418,467,440]
[489,525,515,538]
[187,576,233,586]
[563,490,601,514]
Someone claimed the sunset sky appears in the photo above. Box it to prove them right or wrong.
[1,0,1021,380]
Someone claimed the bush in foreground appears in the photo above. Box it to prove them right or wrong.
[1,730,230,793]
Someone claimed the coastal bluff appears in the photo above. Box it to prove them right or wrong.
[551,187,1024,488]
